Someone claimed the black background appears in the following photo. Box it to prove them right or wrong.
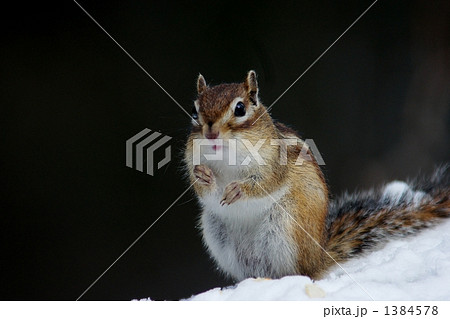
[1,0,448,300]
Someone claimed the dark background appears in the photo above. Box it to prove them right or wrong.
[1,0,448,300]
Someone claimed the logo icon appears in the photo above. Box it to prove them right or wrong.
[126,128,172,176]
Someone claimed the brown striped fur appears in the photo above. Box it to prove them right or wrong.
[325,174,450,270]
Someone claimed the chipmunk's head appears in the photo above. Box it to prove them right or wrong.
[191,70,267,140]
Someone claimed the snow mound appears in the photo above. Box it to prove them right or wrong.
[187,219,450,300]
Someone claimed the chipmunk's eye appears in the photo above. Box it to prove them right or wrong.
[191,106,198,120]
[234,101,246,117]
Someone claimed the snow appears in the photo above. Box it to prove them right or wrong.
[186,219,450,300]
[382,181,427,206]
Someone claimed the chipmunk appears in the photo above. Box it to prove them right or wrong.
[184,70,450,281]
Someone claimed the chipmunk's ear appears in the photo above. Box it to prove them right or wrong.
[197,74,207,95]
[245,70,258,105]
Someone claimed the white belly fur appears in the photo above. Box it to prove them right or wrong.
[199,184,298,281]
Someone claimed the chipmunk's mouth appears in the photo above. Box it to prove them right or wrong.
[208,138,225,151]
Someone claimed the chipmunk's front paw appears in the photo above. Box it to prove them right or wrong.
[194,165,215,185]
[221,181,243,206]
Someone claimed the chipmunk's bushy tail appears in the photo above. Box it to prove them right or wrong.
[325,165,450,263]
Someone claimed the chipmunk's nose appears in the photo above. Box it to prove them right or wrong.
[205,122,219,139]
